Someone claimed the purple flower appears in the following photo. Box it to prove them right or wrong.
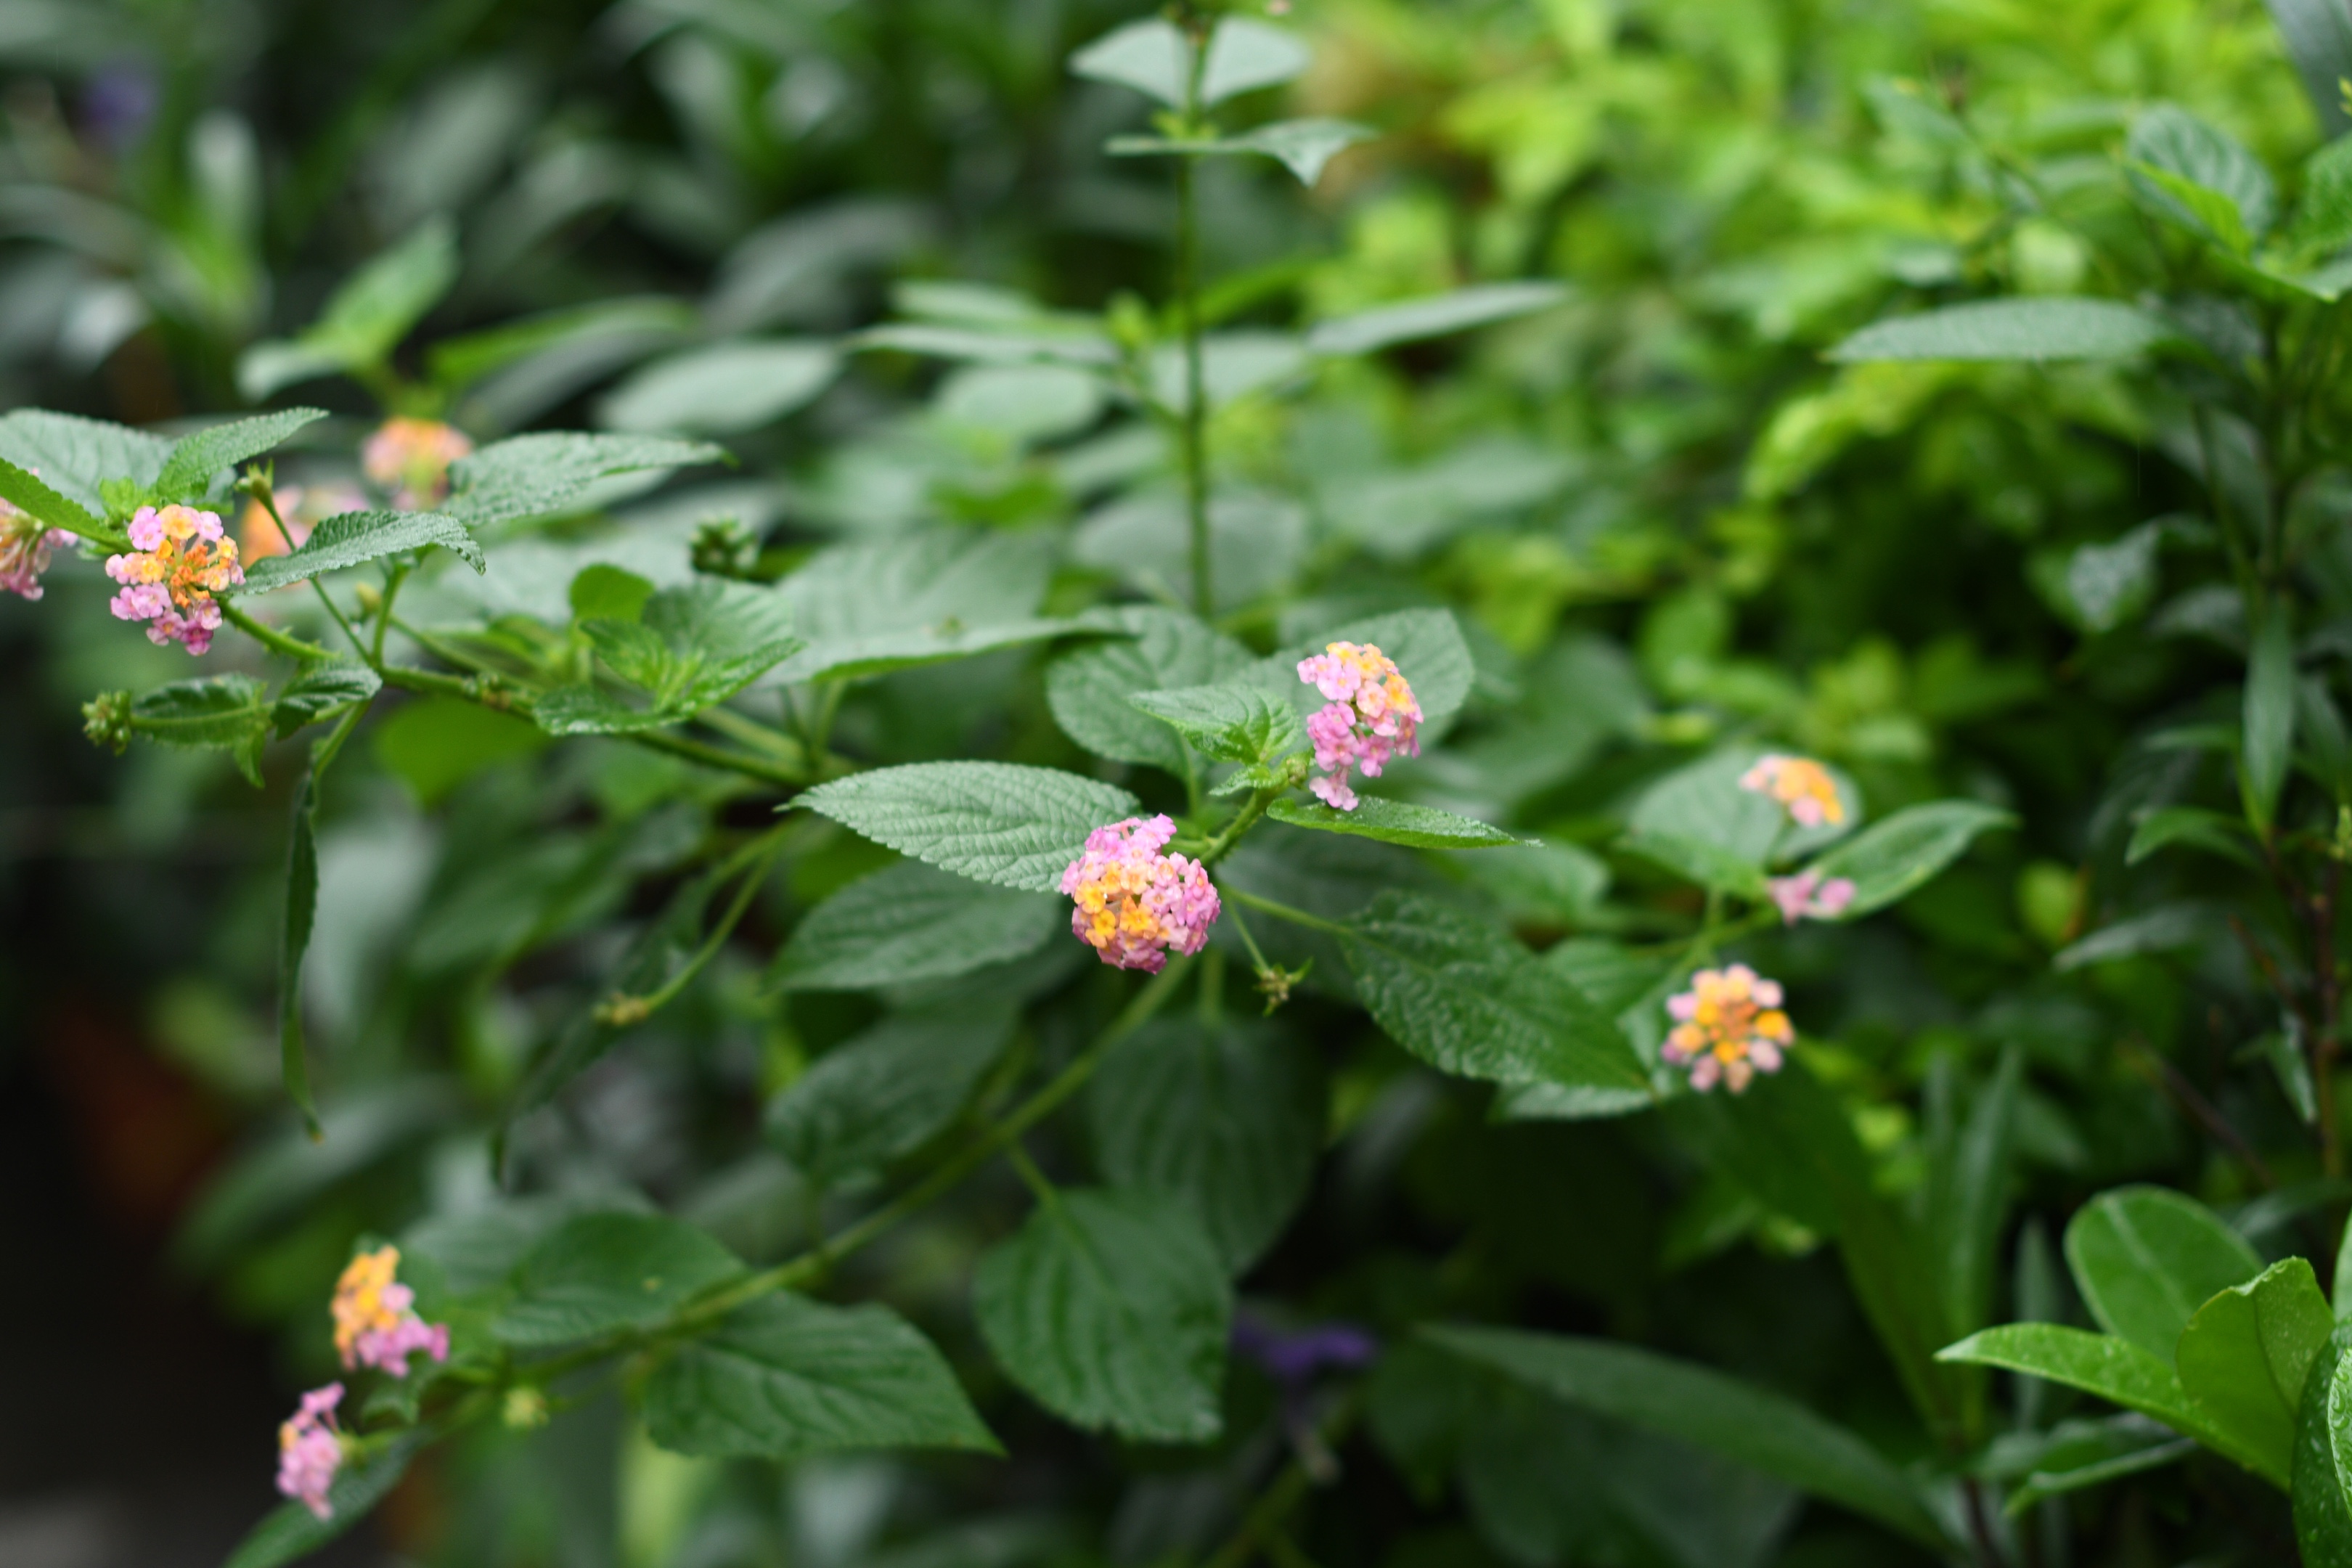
[80,61,158,154]
[1231,1311,1379,1388]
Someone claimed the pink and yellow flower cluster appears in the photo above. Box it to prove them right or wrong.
[363,416,472,510]
[105,504,244,654]
[1297,641,1421,812]
[1739,754,1844,828]
[276,1383,345,1521]
[1663,964,1794,1094]
[332,1244,451,1377]
[273,1245,450,1520]
[0,488,75,600]
[1060,814,1220,973]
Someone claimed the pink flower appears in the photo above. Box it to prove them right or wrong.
[1662,964,1794,1094]
[1739,754,1845,828]
[104,504,242,654]
[1766,870,1856,926]
[332,1245,451,1378]
[363,417,472,510]
[1296,641,1422,813]
[1060,814,1221,973]
[275,1382,345,1521]
[0,485,75,600]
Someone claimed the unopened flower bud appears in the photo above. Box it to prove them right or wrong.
[690,516,757,579]
[82,690,131,754]
[353,581,383,619]
[503,1386,550,1429]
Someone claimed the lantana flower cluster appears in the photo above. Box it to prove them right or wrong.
[332,1244,451,1376]
[105,504,243,654]
[276,1383,345,1521]
[1297,641,1421,812]
[1766,868,1855,926]
[1663,964,1794,1094]
[1060,814,1220,973]
[274,1246,450,1521]
[0,489,75,600]
[1739,753,1844,828]
[363,416,472,509]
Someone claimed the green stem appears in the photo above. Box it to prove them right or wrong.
[310,579,368,657]
[608,828,787,1020]
[372,563,409,664]
[1228,888,1347,936]
[1005,1140,1061,1206]
[1177,152,1211,618]
[600,957,1190,1353]
[1201,786,1278,867]
[220,599,335,661]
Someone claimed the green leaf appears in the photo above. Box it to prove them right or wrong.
[534,579,804,735]
[222,1430,427,1568]
[152,407,327,502]
[271,661,381,738]
[765,1007,1015,1186]
[2052,902,2222,971]
[1937,1323,2279,1483]
[1806,801,2017,917]
[2271,0,2352,137]
[429,296,698,391]
[567,562,655,623]
[1130,680,1306,764]
[973,1186,1232,1443]
[645,1293,998,1459]
[2126,806,2258,868]
[1427,1326,1951,1550]
[1341,891,1649,1090]
[2293,1323,2352,1564]
[2245,604,2298,829]
[441,431,729,528]
[237,219,460,398]
[767,531,1065,686]
[1047,606,1255,773]
[373,696,547,806]
[1983,1416,2197,1514]
[1926,1049,2024,1340]
[494,1212,745,1348]
[1628,747,1854,866]
[0,409,170,515]
[772,862,1064,993]
[2064,1185,2264,1360]
[1199,17,1310,102]
[237,509,484,592]
[597,339,841,436]
[1068,19,1190,106]
[1618,830,1770,897]
[1827,298,2179,363]
[279,771,322,1135]
[797,763,1141,893]
[2126,105,2276,245]
[1306,282,1572,357]
[2173,1257,2335,1484]
[1108,120,1376,184]
[854,322,1118,369]
[131,674,271,784]
[0,456,102,539]
[1089,1018,1327,1271]
[1669,1061,1960,1434]
[1273,796,1523,850]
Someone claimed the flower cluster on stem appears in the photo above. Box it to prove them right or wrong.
[332,1245,450,1377]
[105,505,242,653]
[1061,814,1220,973]
[1664,964,1794,1093]
[0,486,75,600]
[1740,754,1844,827]
[275,1383,344,1520]
[1297,641,1421,812]
[363,417,472,510]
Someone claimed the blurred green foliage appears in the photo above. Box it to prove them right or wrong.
[7,0,2352,1563]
